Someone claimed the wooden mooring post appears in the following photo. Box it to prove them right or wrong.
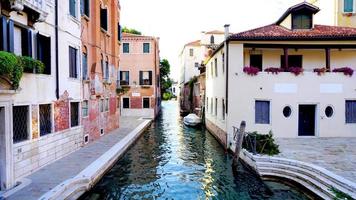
[232,121,246,169]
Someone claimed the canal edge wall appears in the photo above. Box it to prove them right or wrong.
[239,149,356,200]
[38,119,153,200]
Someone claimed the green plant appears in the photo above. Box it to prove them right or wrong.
[329,187,353,200]
[19,56,45,74]
[162,92,172,100]
[242,131,280,155]
[116,87,129,95]
[0,51,23,89]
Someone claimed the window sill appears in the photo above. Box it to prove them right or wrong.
[68,77,80,82]
[140,85,152,88]
[101,28,110,37]
[82,78,90,83]
[342,12,355,16]
[81,15,90,21]
[68,14,80,25]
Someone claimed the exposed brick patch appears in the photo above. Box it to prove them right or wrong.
[31,105,39,139]
[130,97,142,109]
[54,91,70,132]
[206,119,227,149]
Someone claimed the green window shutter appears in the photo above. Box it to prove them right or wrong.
[344,0,354,12]
[0,16,8,51]
[7,19,14,53]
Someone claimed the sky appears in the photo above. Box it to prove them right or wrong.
[120,0,302,81]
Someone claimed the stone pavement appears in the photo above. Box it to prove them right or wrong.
[5,117,147,200]
[276,138,356,183]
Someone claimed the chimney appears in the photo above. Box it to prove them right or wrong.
[224,24,230,39]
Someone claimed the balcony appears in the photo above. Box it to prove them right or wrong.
[10,0,48,22]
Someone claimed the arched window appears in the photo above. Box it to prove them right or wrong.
[210,35,215,44]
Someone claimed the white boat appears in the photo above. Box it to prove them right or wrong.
[183,113,202,126]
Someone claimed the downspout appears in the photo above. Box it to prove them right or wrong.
[224,24,230,114]
[55,0,59,99]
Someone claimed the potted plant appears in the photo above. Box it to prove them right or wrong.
[264,67,284,74]
[332,67,354,76]
[243,66,260,76]
[313,67,327,76]
[287,67,303,76]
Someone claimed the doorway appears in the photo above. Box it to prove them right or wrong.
[298,105,316,136]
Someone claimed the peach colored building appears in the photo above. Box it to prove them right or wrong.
[119,33,161,118]
[81,0,121,144]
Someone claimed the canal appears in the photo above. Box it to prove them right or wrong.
[81,101,311,200]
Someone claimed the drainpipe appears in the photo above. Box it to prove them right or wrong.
[55,0,59,99]
[224,24,230,114]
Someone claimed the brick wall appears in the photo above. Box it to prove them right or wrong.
[131,97,142,109]
[31,105,39,139]
[54,92,70,132]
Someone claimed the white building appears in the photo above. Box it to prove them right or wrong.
[0,0,82,191]
[205,2,356,149]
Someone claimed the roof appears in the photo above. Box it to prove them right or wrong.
[122,32,157,40]
[276,2,320,25]
[205,30,225,34]
[184,40,201,47]
[229,24,356,41]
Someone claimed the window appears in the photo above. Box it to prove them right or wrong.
[40,104,52,136]
[210,62,213,77]
[346,100,356,123]
[210,98,213,114]
[69,0,77,17]
[143,98,150,108]
[80,0,90,17]
[82,52,88,80]
[255,101,270,124]
[214,58,218,77]
[222,53,225,73]
[13,26,22,56]
[215,98,218,116]
[139,71,152,85]
[210,35,215,44]
[222,99,225,120]
[69,46,78,78]
[82,100,88,117]
[70,102,79,127]
[189,48,194,57]
[105,98,109,112]
[100,99,104,112]
[104,58,109,81]
[195,62,199,68]
[123,98,130,108]
[37,33,51,74]
[250,54,262,71]
[100,8,108,31]
[123,43,129,53]
[143,43,150,53]
[344,0,354,13]
[281,55,303,68]
[118,24,122,42]
[325,106,333,118]
[292,13,312,29]
[120,71,130,85]
[283,106,292,118]
[206,98,209,113]
[13,106,29,143]
[117,98,120,108]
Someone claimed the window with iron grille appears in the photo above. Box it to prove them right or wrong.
[13,106,29,143]
[346,100,356,123]
[69,46,78,78]
[69,0,77,17]
[70,102,79,127]
[105,98,109,111]
[40,104,52,136]
[82,100,88,117]
[82,52,88,80]
[143,98,150,108]
[123,98,130,108]
[123,43,129,53]
[143,43,150,53]
[255,100,270,124]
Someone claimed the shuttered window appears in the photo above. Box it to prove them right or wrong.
[344,0,354,13]
[69,46,78,78]
[292,13,312,29]
[21,28,32,57]
[69,0,77,17]
[100,8,108,31]
[255,101,270,124]
[0,16,8,51]
[7,20,14,53]
[37,34,51,74]
[139,71,152,85]
[346,100,356,123]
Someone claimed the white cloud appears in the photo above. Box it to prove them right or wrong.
[120,0,302,81]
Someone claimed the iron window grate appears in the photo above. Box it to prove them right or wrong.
[40,104,52,136]
[71,102,79,127]
[13,106,29,143]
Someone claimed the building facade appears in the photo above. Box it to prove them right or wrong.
[119,33,161,118]
[205,2,356,149]
[0,0,83,190]
[81,0,121,144]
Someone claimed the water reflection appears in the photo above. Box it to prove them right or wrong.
[81,101,310,200]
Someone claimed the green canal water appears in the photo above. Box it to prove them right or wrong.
[81,101,312,200]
